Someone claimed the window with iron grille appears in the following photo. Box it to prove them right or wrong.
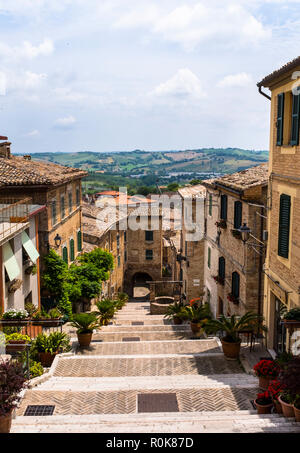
[145,249,153,260]
[145,230,154,241]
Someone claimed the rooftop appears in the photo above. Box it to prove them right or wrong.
[202,163,269,193]
[257,56,300,88]
[0,145,87,187]
[178,184,206,199]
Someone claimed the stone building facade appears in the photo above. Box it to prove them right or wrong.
[202,165,268,318]
[258,57,300,354]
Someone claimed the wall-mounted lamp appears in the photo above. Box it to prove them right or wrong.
[238,223,251,243]
[54,234,62,248]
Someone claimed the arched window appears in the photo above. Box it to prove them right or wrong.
[218,257,225,282]
[62,246,68,264]
[77,230,82,252]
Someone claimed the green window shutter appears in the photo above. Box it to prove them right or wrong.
[278,194,291,258]
[70,239,75,261]
[68,192,72,212]
[62,246,68,264]
[276,93,284,146]
[61,196,65,219]
[52,200,57,226]
[220,195,227,220]
[209,194,212,216]
[234,201,242,229]
[208,247,211,268]
[290,94,300,146]
[77,230,82,252]
[218,257,225,280]
[232,272,240,299]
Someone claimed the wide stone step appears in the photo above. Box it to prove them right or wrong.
[11,412,300,433]
[91,330,199,342]
[101,324,191,332]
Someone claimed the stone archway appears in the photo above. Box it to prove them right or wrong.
[132,272,153,299]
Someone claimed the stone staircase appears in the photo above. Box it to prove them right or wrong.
[11,299,300,433]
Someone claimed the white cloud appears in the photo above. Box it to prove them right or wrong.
[149,69,206,102]
[25,129,39,137]
[0,38,54,61]
[217,72,253,88]
[54,115,77,129]
[0,72,6,95]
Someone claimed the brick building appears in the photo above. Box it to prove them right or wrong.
[0,140,87,270]
[258,57,300,353]
[202,164,268,318]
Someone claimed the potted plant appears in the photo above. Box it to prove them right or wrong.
[34,332,70,367]
[95,299,116,326]
[268,379,286,414]
[8,279,23,293]
[206,312,262,359]
[213,275,224,285]
[31,309,50,325]
[0,309,29,326]
[0,359,27,433]
[282,308,300,329]
[253,359,280,389]
[183,303,211,335]
[254,391,274,414]
[215,219,227,229]
[46,308,63,327]
[278,356,300,418]
[70,313,100,347]
[164,302,187,325]
[5,333,31,352]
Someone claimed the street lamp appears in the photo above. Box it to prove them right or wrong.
[54,234,62,248]
[238,223,251,243]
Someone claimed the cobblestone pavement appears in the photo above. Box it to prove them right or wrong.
[91,331,198,342]
[75,339,221,355]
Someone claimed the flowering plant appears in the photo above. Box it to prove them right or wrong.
[255,391,273,405]
[253,359,280,378]
[213,275,224,285]
[189,298,202,307]
[0,359,28,416]
[1,309,29,320]
[227,293,239,304]
[267,379,286,401]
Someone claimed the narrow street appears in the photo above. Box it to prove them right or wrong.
[12,300,300,433]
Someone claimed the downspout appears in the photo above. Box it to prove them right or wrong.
[258,85,271,101]
[258,206,264,317]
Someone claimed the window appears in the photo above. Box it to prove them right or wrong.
[278,194,291,259]
[62,246,68,264]
[77,230,82,252]
[61,195,65,219]
[234,201,242,229]
[51,200,57,226]
[207,247,211,269]
[145,230,154,241]
[117,255,121,267]
[276,92,284,146]
[290,93,300,146]
[145,249,153,260]
[218,256,225,281]
[124,250,127,262]
[69,238,75,261]
[207,289,211,305]
[124,231,127,243]
[117,234,120,249]
[231,272,240,299]
[218,298,224,316]
[220,195,227,220]
[76,187,80,207]
[68,192,72,213]
[209,193,212,216]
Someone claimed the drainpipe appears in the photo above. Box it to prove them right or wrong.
[257,206,264,317]
[258,85,271,101]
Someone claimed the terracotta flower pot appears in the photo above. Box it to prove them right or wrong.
[190,322,202,335]
[0,411,12,433]
[6,340,27,353]
[278,395,295,418]
[77,332,93,347]
[293,405,300,422]
[38,351,57,367]
[255,399,273,415]
[258,376,272,390]
[274,399,283,414]
[221,339,241,359]
[173,317,183,325]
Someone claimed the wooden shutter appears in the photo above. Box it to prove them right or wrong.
[62,246,68,264]
[232,272,240,299]
[220,195,227,220]
[234,201,242,229]
[77,230,82,252]
[278,194,291,258]
[208,247,211,268]
[290,93,300,146]
[276,93,284,146]
[209,194,212,216]
[70,239,75,261]
[218,257,225,280]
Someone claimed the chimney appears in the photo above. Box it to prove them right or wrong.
[0,141,11,159]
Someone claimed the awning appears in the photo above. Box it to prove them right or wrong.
[21,231,39,263]
[3,242,20,281]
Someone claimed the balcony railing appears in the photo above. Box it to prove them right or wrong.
[0,197,31,241]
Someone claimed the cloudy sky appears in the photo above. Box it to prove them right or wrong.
[0,0,300,154]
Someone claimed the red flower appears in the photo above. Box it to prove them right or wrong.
[267,379,286,401]
[253,360,280,378]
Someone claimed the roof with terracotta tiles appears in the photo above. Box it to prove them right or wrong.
[202,163,268,192]
[0,155,87,186]
[257,56,300,88]
[178,184,206,199]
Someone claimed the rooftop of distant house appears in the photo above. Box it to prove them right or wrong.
[0,140,87,187]
[202,163,269,193]
[94,191,155,206]
[178,184,206,199]
[257,56,300,88]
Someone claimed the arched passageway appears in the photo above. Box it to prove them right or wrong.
[132,272,153,299]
